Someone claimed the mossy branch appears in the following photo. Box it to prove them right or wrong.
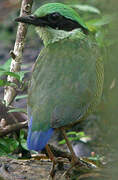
[4,0,33,106]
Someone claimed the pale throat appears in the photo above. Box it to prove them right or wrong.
[35,26,85,47]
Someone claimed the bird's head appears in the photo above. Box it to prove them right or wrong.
[15,3,89,46]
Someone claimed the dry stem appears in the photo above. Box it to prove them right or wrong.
[0,121,28,137]
[4,0,33,106]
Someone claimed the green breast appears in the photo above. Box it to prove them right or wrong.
[28,36,104,131]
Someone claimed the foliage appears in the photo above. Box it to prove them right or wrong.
[0,129,27,156]
[8,108,27,113]
[0,58,29,87]
[0,136,19,156]
[59,131,90,145]
[71,4,101,14]
[15,94,28,101]
[71,3,115,48]
[0,58,28,113]
[19,129,28,150]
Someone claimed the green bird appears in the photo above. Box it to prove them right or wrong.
[16,2,104,165]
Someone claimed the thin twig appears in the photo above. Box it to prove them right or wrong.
[4,0,33,106]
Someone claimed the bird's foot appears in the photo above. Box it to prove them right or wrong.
[62,158,84,178]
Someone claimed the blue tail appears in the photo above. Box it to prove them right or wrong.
[27,117,54,151]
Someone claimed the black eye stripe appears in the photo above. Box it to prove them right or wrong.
[38,13,88,34]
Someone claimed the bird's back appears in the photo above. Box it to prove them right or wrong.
[28,34,104,131]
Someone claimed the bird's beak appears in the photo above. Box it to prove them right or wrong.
[15,15,47,26]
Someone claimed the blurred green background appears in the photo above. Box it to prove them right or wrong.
[0,0,118,179]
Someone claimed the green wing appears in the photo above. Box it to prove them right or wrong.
[28,37,104,131]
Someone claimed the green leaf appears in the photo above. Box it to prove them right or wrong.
[20,129,25,140]
[15,94,28,101]
[66,131,77,136]
[5,138,19,152]
[76,131,85,137]
[71,4,101,14]
[0,79,9,86]
[59,139,66,145]
[19,130,28,150]
[0,71,20,81]
[17,71,29,82]
[8,108,27,113]
[0,145,8,156]
[87,15,113,28]
[0,79,16,87]
[59,131,89,145]
[20,139,28,150]
[0,150,7,156]
[0,139,10,153]
[0,68,5,71]
[0,64,29,83]
[59,137,79,144]
[0,58,11,71]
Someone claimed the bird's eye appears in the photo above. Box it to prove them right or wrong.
[48,13,61,22]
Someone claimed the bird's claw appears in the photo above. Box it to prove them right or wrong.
[62,159,83,178]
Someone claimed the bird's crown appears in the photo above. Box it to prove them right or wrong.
[34,3,88,31]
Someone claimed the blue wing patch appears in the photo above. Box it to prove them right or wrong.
[27,117,54,151]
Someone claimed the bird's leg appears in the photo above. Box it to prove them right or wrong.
[60,128,84,178]
[46,144,56,163]
[60,128,78,165]
[45,144,56,178]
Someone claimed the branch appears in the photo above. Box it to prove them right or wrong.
[0,121,28,137]
[4,0,33,106]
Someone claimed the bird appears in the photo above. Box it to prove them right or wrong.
[15,2,104,173]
